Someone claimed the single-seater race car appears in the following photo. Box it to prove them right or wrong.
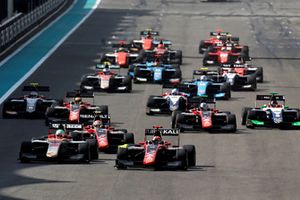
[100,48,139,68]
[218,64,257,91]
[45,92,109,125]
[241,92,300,129]
[203,43,249,66]
[115,126,196,170]
[83,120,134,153]
[221,63,263,83]
[128,61,181,85]
[137,41,182,65]
[2,83,57,118]
[199,31,238,54]
[176,69,231,100]
[19,127,97,163]
[80,63,132,93]
[172,98,237,133]
[146,88,188,115]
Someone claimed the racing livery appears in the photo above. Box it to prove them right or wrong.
[115,126,196,170]
[2,83,57,118]
[80,65,132,93]
[128,62,181,85]
[146,90,188,115]
[173,99,237,133]
[241,93,300,129]
[19,131,96,163]
[45,92,109,125]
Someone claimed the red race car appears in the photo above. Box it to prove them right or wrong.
[45,92,108,125]
[115,126,196,170]
[199,31,238,54]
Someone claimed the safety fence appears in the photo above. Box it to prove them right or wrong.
[0,0,66,54]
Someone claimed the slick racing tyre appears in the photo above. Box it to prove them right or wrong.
[241,107,252,125]
[183,145,196,167]
[124,133,134,144]
[228,114,237,133]
[176,149,188,170]
[19,141,32,163]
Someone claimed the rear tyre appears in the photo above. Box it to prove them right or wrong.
[176,149,188,170]
[19,141,32,163]
[227,114,237,133]
[124,133,134,144]
[241,107,252,125]
[87,139,99,160]
[183,145,196,167]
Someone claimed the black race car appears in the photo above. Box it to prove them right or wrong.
[2,83,57,118]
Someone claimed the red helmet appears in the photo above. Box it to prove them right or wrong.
[157,43,164,49]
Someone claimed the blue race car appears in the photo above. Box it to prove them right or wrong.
[128,61,181,85]
[177,70,231,100]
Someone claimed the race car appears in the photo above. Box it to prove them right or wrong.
[176,69,231,100]
[241,93,300,129]
[84,122,134,153]
[2,83,57,118]
[80,63,132,93]
[221,63,263,83]
[128,61,181,85]
[138,47,182,65]
[115,126,196,170]
[19,129,97,163]
[131,30,161,51]
[172,99,237,133]
[45,92,109,125]
[218,64,257,91]
[146,88,188,115]
[199,31,238,54]
[100,48,139,68]
[203,43,249,66]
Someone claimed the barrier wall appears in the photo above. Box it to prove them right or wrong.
[0,0,65,53]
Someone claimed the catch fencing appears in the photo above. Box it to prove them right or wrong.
[0,0,66,54]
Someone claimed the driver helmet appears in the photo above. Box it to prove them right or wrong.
[74,96,82,104]
[29,91,38,98]
[55,129,65,137]
[270,100,278,107]
[235,57,243,64]
[171,88,178,95]
[118,47,126,52]
[200,102,209,111]
[103,67,110,75]
[157,41,164,49]
[93,120,103,128]
[152,135,162,142]
[200,75,208,81]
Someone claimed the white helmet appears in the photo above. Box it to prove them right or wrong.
[171,88,178,95]
[200,75,207,81]
[103,68,110,75]
[200,102,209,111]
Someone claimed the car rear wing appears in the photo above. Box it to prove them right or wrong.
[210,31,230,36]
[65,91,94,98]
[145,128,179,136]
[96,63,120,70]
[255,93,285,107]
[256,94,285,101]
[145,128,180,145]
[140,30,159,36]
[22,83,50,92]
[49,123,83,130]
[221,64,245,68]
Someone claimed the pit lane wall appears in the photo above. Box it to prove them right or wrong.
[0,0,66,55]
